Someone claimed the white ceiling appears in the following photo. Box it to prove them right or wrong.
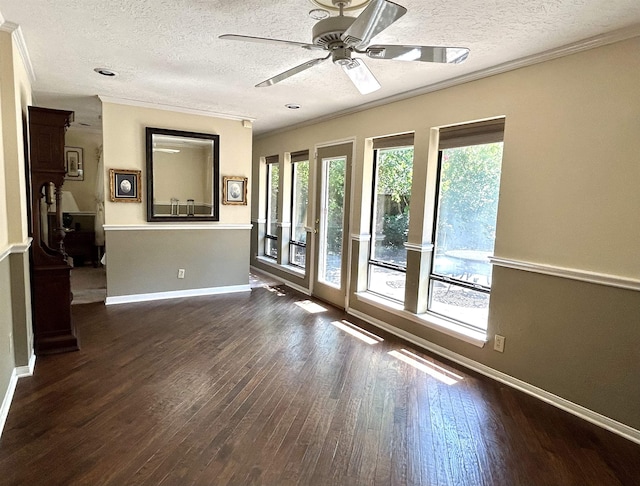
[1,1,640,135]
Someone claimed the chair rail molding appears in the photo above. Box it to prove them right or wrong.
[490,256,640,292]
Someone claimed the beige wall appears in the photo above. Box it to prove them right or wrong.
[63,129,102,212]
[102,102,252,225]
[101,101,253,297]
[1,33,31,245]
[254,38,640,279]
[251,38,640,430]
[0,26,33,426]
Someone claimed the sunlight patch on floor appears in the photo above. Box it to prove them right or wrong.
[295,300,327,313]
[389,349,463,385]
[331,320,384,345]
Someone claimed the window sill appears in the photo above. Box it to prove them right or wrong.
[255,256,306,279]
[354,291,488,348]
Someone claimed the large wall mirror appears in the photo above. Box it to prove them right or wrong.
[146,127,220,222]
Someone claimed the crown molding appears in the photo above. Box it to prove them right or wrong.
[256,25,640,139]
[98,96,256,123]
[0,21,36,83]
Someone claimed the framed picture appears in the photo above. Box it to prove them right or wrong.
[64,146,84,181]
[222,176,248,205]
[109,169,142,202]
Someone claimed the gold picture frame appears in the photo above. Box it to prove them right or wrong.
[109,169,142,202]
[222,176,248,205]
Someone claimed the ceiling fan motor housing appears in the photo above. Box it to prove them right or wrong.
[312,16,355,48]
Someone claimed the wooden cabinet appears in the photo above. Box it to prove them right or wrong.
[28,106,79,355]
[64,230,96,267]
[47,214,96,266]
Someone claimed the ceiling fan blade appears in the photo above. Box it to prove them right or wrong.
[341,0,407,49]
[219,34,324,51]
[366,45,470,64]
[341,59,381,95]
[256,56,330,87]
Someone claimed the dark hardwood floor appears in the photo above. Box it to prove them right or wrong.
[1,281,639,485]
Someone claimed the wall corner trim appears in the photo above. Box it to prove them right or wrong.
[15,353,36,378]
[0,21,36,82]
[347,308,640,445]
[490,256,640,291]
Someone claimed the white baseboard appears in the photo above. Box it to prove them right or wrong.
[0,371,18,439]
[16,353,36,378]
[1,353,37,438]
[250,265,310,296]
[348,308,640,445]
[105,284,251,305]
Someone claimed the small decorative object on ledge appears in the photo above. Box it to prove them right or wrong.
[109,168,142,202]
[223,176,248,205]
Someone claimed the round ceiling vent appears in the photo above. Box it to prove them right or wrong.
[94,67,118,77]
[309,0,372,12]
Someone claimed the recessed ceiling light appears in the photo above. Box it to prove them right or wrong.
[285,104,301,110]
[309,8,330,20]
[94,67,118,77]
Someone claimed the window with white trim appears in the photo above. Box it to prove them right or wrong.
[428,119,505,330]
[368,134,414,302]
[265,155,279,259]
[290,151,309,269]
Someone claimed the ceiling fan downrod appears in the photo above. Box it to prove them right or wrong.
[332,0,350,16]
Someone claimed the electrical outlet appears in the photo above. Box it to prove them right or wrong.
[177,268,185,279]
[494,334,505,353]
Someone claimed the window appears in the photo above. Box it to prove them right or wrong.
[290,152,309,269]
[368,134,414,302]
[428,119,505,330]
[265,156,279,259]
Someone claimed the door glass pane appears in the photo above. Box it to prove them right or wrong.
[291,161,309,244]
[267,163,279,236]
[319,157,346,287]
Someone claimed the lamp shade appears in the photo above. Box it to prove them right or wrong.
[60,191,80,212]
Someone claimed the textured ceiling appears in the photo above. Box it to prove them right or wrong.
[1,1,640,135]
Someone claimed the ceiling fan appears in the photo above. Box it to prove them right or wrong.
[220,0,469,95]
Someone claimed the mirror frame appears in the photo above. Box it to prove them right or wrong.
[145,127,220,222]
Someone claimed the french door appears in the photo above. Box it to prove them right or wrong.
[311,142,352,308]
